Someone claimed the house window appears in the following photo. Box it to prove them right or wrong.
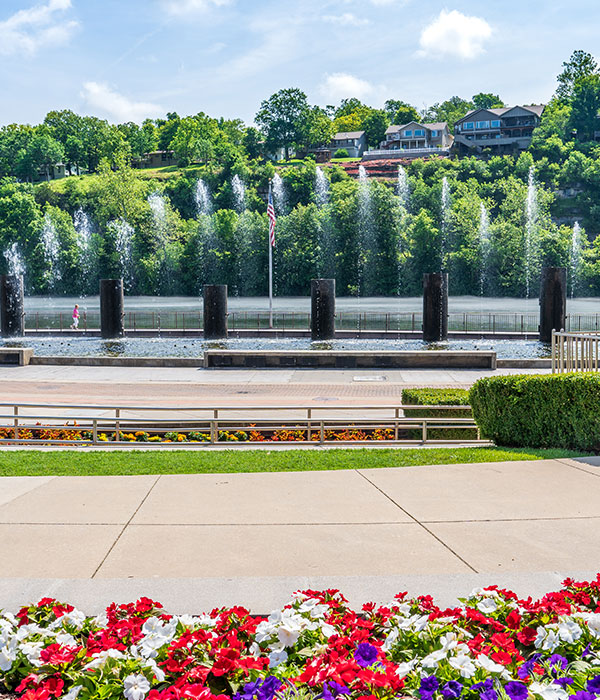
[463,122,474,130]
[414,129,425,136]
[430,130,438,137]
[491,120,501,128]
[404,130,412,137]
[476,121,490,129]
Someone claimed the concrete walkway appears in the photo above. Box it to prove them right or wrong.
[0,365,549,407]
[0,456,598,612]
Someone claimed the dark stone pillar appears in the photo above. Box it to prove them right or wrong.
[100,278,124,339]
[423,272,448,342]
[539,266,567,343]
[311,278,335,341]
[0,275,24,337]
[203,284,228,339]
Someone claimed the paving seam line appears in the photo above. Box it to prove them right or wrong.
[556,458,600,477]
[90,475,161,579]
[0,475,59,508]
[354,469,478,574]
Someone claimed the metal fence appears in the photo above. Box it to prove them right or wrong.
[0,401,484,446]
[22,310,600,334]
[552,330,600,373]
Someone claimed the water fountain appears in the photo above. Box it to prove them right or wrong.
[232,175,246,213]
[525,165,538,299]
[397,165,409,210]
[272,173,288,215]
[315,167,330,208]
[440,176,451,267]
[109,218,134,290]
[571,221,582,298]
[4,242,25,278]
[478,202,490,297]
[194,179,213,216]
[40,214,61,288]
[73,208,94,283]
[357,165,377,296]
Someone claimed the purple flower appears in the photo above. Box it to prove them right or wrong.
[504,682,528,700]
[571,693,595,700]
[320,682,350,700]
[441,681,463,699]
[583,644,592,658]
[517,654,542,680]
[420,676,440,697]
[548,654,569,671]
[354,642,378,668]
[587,676,600,694]
[480,690,498,700]
[234,678,282,700]
[553,678,573,689]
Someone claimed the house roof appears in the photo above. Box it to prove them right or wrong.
[332,131,365,140]
[457,104,546,123]
[385,121,448,135]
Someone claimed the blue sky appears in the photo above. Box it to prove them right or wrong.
[0,0,599,126]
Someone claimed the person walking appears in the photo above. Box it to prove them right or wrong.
[70,304,80,330]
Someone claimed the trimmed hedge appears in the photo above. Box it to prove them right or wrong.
[469,373,600,450]
[402,388,477,440]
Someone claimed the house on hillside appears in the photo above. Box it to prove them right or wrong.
[132,150,178,168]
[330,131,367,158]
[381,122,452,151]
[32,163,66,182]
[453,105,545,156]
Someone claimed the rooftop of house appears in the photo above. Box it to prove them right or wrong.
[332,131,365,140]
[385,121,448,135]
[456,104,546,123]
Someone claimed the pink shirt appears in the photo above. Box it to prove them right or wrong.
[73,308,79,319]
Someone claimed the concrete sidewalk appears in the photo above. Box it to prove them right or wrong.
[0,457,599,612]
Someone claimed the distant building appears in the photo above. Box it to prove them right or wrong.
[133,150,178,168]
[33,163,66,182]
[381,121,452,151]
[330,131,367,158]
[453,105,545,155]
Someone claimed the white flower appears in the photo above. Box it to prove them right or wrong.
[123,674,151,700]
[62,685,83,700]
[477,598,498,614]
[320,623,336,638]
[268,649,288,668]
[55,633,77,647]
[19,641,44,666]
[477,654,505,673]
[395,659,417,677]
[382,627,399,652]
[557,618,582,643]
[276,623,301,648]
[422,649,447,668]
[143,658,165,683]
[51,610,86,631]
[448,654,476,678]
[84,648,125,670]
[529,682,569,700]
[0,644,16,672]
[534,627,560,652]
[439,633,459,652]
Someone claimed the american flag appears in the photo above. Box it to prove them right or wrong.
[267,183,276,247]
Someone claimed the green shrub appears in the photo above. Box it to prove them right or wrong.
[402,388,477,441]
[469,373,600,450]
[333,148,349,158]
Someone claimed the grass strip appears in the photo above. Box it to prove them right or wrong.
[0,446,587,476]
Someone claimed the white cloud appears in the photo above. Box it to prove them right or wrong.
[160,0,232,16]
[81,82,164,123]
[0,0,78,56]
[322,13,369,27]
[319,73,374,101]
[418,9,492,60]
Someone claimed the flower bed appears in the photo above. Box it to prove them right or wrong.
[2,577,600,700]
[0,426,398,444]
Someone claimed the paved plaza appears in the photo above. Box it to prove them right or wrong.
[0,457,598,612]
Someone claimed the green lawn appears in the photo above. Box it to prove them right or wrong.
[0,447,587,476]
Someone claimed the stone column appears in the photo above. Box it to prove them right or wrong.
[539,266,567,343]
[423,272,448,342]
[0,275,24,337]
[203,284,228,339]
[100,278,124,338]
[311,279,335,341]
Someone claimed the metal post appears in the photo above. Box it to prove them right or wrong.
[0,275,24,337]
[539,267,567,343]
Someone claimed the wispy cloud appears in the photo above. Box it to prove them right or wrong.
[81,82,164,123]
[418,9,492,60]
[0,0,79,56]
[322,13,369,27]
[160,0,232,17]
[319,72,374,101]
